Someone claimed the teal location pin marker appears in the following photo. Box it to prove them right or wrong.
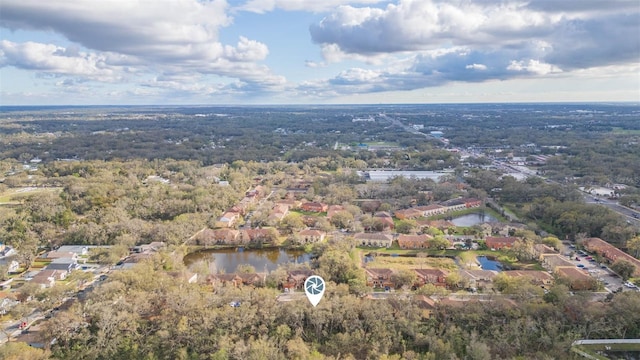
[304,275,325,307]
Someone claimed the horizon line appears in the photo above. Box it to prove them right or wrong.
[1,101,639,108]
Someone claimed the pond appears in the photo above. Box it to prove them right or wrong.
[183,248,312,273]
[451,212,497,226]
[477,256,502,271]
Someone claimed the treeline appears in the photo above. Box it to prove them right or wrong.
[31,251,640,360]
[0,159,253,266]
[529,198,635,244]
[465,170,636,243]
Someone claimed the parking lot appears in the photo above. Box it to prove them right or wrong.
[570,249,634,293]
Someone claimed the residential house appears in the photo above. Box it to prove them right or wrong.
[30,269,67,289]
[44,251,78,261]
[245,185,266,200]
[354,233,394,248]
[0,293,17,315]
[113,253,152,270]
[283,269,314,290]
[0,246,16,257]
[414,269,448,287]
[196,228,240,245]
[327,205,345,219]
[208,273,243,288]
[208,272,265,288]
[216,211,242,228]
[132,241,165,253]
[167,271,199,284]
[417,204,446,217]
[415,295,437,319]
[238,273,266,287]
[397,234,433,249]
[297,229,326,243]
[0,278,13,290]
[286,180,312,193]
[360,200,382,213]
[485,236,518,250]
[461,198,482,208]
[533,244,557,259]
[458,269,498,290]
[583,237,640,277]
[504,270,554,286]
[268,203,290,223]
[439,198,467,212]
[555,266,598,290]
[56,245,90,256]
[301,215,318,227]
[301,202,328,213]
[394,208,424,220]
[276,199,301,210]
[491,223,526,237]
[238,228,275,244]
[373,211,395,230]
[229,204,247,216]
[6,260,19,274]
[45,258,78,273]
[365,268,394,288]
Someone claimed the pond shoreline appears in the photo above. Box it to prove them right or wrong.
[183,246,312,273]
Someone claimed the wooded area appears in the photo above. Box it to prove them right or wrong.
[1,104,639,359]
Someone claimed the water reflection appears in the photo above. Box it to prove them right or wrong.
[451,213,497,226]
[477,256,502,271]
[184,248,311,273]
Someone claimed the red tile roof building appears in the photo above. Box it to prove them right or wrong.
[485,236,518,250]
[583,237,640,277]
[397,234,433,249]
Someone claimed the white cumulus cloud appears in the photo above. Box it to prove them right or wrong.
[237,0,386,13]
[0,0,286,96]
[466,64,487,71]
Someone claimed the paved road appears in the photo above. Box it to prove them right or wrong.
[584,194,640,227]
[0,310,43,345]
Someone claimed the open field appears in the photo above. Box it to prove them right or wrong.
[573,340,640,359]
[365,254,458,271]
[0,187,62,204]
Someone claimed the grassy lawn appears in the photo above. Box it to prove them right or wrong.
[365,255,458,271]
[30,260,51,269]
[573,342,640,359]
[362,248,540,271]
[290,210,327,217]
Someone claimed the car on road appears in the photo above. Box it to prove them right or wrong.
[577,264,585,268]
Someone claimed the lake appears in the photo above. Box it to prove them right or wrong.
[477,256,502,271]
[451,213,497,226]
[183,248,312,273]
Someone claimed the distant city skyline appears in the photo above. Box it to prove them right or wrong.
[1,0,639,105]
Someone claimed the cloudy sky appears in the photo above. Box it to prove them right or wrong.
[1,0,639,105]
